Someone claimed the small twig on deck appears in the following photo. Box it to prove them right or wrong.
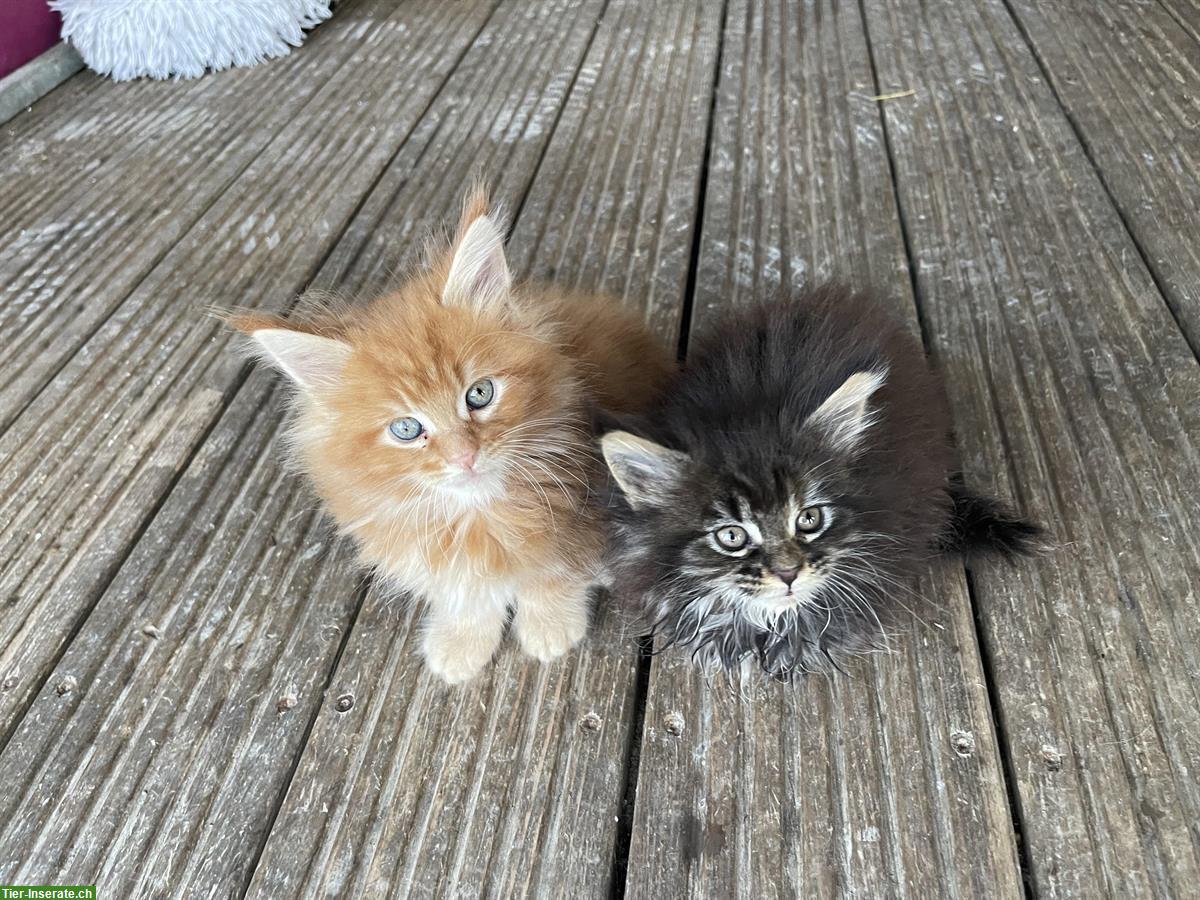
[870,88,916,101]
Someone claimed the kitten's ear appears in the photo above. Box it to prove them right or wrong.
[807,369,888,450]
[443,214,512,310]
[601,431,689,510]
[231,316,352,390]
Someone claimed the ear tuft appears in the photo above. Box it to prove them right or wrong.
[601,431,689,510]
[443,215,511,310]
[243,326,352,391]
[806,369,888,451]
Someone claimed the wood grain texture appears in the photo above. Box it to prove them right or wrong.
[626,2,1023,896]
[246,1,722,895]
[3,0,1198,895]
[866,0,1200,895]
[0,374,360,895]
[0,0,378,426]
[0,0,502,737]
[1003,0,1200,353]
[0,0,613,894]
[1157,0,1200,45]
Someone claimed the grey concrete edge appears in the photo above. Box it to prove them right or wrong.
[0,42,85,128]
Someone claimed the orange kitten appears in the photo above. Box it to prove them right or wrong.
[232,194,674,683]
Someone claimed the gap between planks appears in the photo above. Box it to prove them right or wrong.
[998,0,1200,364]
[235,577,372,900]
[855,0,1033,891]
[606,1,731,893]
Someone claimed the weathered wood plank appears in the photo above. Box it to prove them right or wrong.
[0,374,360,894]
[865,0,1200,894]
[0,0,503,736]
[1004,0,1200,353]
[0,0,617,894]
[0,0,382,426]
[1157,0,1200,45]
[246,1,722,895]
[626,2,1023,897]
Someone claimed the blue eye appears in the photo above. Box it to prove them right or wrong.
[388,417,424,442]
[466,378,495,410]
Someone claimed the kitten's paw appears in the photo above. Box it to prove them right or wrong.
[422,626,501,685]
[515,601,588,663]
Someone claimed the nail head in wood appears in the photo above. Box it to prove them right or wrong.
[951,730,976,757]
[1041,744,1064,771]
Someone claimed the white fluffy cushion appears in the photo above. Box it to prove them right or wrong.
[51,0,334,81]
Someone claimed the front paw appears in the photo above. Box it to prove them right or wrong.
[422,625,500,685]
[515,601,588,663]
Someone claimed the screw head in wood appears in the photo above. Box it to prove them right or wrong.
[1041,744,1064,771]
[950,730,976,757]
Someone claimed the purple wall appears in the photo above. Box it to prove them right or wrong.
[0,0,62,80]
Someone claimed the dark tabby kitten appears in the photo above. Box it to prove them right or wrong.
[600,284,1041,678]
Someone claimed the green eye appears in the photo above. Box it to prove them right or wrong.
[714,525,749,551]
[796,506,825,535]
[388,417,423,442]
[466,378,495,410]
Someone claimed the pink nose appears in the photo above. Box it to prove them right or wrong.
[773,567,799,587]
[454,449,477,470]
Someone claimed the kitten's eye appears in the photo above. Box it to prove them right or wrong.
[714,525,749,551]
[465,378,495,410]
[796,506,825,535]
[388,417,424,442]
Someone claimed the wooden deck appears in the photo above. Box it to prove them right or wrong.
[2,0,1198,896]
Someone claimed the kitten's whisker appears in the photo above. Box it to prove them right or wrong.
[502,451,592,498]
[514,459,578,509]
[520,454,591,492]
[822,577,893,655]
[511,466,559,529]
[838,561,933,615]
[495,417,591,440]
[833,577,905,650]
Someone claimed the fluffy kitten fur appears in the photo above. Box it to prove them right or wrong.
[601,285,1041,678]
[233,193,674,683]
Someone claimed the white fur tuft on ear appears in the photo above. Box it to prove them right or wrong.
[806,369,888,451]
[443,215,511,309]
[601,431,689,510]
[249,328,352,390]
